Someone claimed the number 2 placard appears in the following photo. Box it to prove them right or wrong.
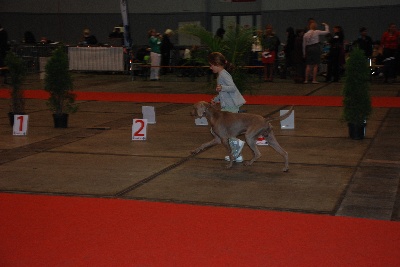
[132,119,147,140]
[13,115,29,136]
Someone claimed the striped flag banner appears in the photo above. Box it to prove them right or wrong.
[120,0,132,47]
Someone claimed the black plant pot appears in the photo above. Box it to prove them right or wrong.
[53,113,69,128]
[8,112,26,126]
[348,122,366,140]
[8,112,14,126]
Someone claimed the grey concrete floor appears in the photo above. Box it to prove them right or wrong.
[1,72,399,221]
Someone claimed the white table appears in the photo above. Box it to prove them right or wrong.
[68,46,124,71]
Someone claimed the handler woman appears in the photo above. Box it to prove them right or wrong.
[303,21,329,83]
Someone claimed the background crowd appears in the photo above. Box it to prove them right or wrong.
[0,20,399,84]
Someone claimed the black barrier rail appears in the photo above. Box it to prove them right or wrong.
[6,44,267,82]
[130,64,265,82]
[9,44,62,73]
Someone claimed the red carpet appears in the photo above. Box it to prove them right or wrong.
[1,88,400,107]
[0,193,399,266]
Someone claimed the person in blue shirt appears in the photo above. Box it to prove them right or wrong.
[208,52,246,162]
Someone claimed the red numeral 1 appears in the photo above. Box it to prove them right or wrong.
[17,116,24,131]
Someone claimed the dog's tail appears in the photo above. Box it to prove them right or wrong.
[264,106,294,123]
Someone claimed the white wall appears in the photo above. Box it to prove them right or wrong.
[0,0,208,13]
[1,0,399,44]
[2,0,399,13]
[262,0,400,10]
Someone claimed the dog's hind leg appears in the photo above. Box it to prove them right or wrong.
[266,131,289,172]
[244,135,262,166]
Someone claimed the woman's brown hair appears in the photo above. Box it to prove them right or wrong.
[148,29,155,38]
[208,52,234,72]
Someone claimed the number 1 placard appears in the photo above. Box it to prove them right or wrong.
[13,115,29,136]
[132,119,147,140]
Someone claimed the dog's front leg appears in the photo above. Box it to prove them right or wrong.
[191,138,220,154]
[222,138,234,169]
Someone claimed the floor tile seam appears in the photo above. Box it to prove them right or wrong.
[344,191,398,200]
[116,196,335,215]
[0,189,336,215]
[113,155,195,197]
[44,150,189,159]
[336,179,399,220]
[113,157,356,202]
[0,190,113,199]
[201,160,362,169]
[390,97,400,221]
[39,151,361,170]
[391,182,400,220]
[333,107,398,217]
[278,135,373,140]
[349,180,399,188]
[0,104,192,165]
[0,129,105,166]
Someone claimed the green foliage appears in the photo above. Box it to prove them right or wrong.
[179,24,254,93]
[44,46,78,114]
[342,47,372,125]
[5,51,27,114]
[179,24,224,54]
[222,26,254,67]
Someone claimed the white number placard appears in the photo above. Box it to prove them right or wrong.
[132,119,147,140]
[142,106,156,124]
[280,110,295,129]
[13,115,29,136]
[195,117,208,126]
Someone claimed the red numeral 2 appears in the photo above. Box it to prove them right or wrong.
[134,120,145,136]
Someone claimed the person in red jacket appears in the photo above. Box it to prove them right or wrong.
[380,23,399,83]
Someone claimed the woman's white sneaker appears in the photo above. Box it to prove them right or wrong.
[224,155,244,162]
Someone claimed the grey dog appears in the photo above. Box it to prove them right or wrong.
[191,101,293,171]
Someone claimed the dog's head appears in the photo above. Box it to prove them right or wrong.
[191,101,211,117]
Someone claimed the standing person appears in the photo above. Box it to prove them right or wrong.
[261,24,280,82]
[326,26,344,82]
[251,30,263,67]
[108,26,124,45]
[282,26,295,79]
[303,21,329,83]
[148,29,162,81]
[215,28,225,40]
[160,29,174,75]
[208,52,246,162]
[354,27,373,58]
[23,31,36,44]
[307,18,316,29]
[109,27,123,39]
[0,24,9,67]
[293,28,305,83]
[380,23,399,83]
[81,29,98,45]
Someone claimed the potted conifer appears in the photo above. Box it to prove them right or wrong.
[342,47,372,140]
[5,51,27,126]
[44,46,78,128]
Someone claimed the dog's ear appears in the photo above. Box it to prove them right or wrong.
[210,101,221,110]
[197,107,205,117]
[195,102,207,117]
[202,101,211,108]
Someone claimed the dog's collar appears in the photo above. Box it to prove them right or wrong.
[203,105,211,115]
